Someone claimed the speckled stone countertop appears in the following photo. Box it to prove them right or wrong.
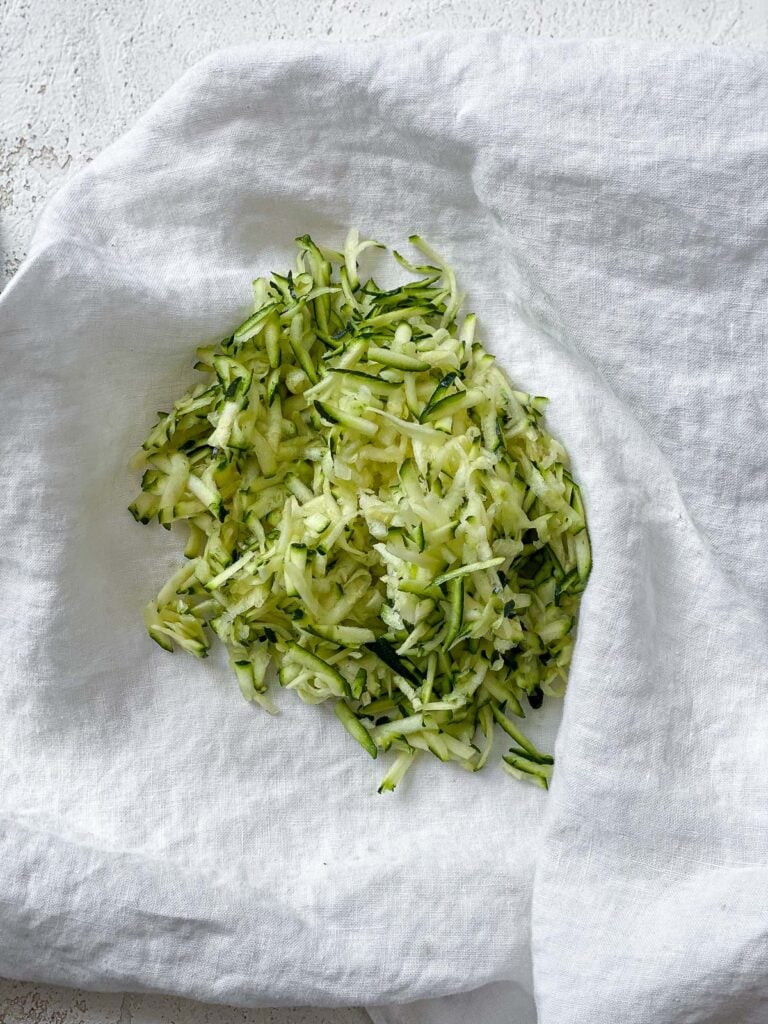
[0,981,370,1024]
[2,1,765,1022]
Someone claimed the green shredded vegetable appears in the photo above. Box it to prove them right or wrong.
[130,229,591,792]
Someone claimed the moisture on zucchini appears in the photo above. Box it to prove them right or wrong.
[130,229,591,793]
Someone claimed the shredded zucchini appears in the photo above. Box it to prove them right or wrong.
[130,230,591,792]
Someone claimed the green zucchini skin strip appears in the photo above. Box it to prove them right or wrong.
[130,229,591,792]
[335,701,378,758]
[364,639,421,688]
[442,576,464,650]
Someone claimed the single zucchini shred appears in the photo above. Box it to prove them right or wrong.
[130,229,591,793]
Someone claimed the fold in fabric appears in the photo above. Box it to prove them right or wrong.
[1,34,767,1024]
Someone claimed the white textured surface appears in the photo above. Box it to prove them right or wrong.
[1,4,766,1024]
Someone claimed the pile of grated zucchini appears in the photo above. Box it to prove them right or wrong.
[130,231,590,793]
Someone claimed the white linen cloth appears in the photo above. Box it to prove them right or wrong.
[1,34,767,1024]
